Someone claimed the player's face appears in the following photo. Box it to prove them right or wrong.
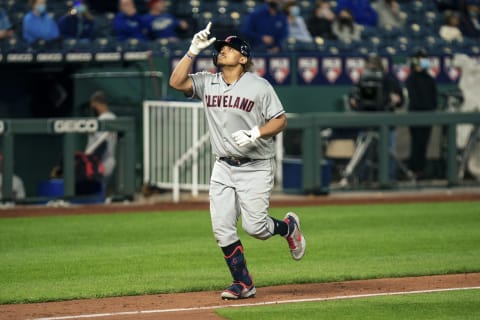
[217,46,246,68]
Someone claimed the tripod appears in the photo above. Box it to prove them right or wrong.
[339,130,416,187]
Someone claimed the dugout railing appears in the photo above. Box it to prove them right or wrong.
[287,112,480,194]
[143,100,284,202]
[0,117,136,203]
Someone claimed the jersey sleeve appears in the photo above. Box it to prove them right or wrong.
[262,82,285,120]
[188,71,211,100]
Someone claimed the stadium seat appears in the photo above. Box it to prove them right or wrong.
[122,38,150,52]
[62,38,91,53]
[94,12,115,38]
[94,37,119,53]
[3,37,31,53]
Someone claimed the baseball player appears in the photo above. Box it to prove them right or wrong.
[169,22,306,300]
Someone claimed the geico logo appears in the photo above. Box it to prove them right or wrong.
[0,121,4,134]
[54,120,99,133]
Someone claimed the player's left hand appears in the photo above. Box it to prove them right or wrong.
[232,126,261,147]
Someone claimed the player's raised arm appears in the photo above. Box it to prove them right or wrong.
[169,22,216,95]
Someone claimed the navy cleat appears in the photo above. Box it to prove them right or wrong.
[284,212,306,260]
[221,281,256,300]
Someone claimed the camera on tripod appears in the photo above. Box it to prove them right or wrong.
[356,69,385,111]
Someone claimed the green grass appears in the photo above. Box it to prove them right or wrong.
[0,201,479,304]
[217,289,480,320]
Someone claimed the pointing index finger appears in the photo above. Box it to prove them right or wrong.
[205,21,212,32]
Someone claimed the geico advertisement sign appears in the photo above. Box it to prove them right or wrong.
[53,119,99,133]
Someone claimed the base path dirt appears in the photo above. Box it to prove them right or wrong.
[1,273,479,320]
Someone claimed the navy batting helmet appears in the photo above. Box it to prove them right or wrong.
[213,36,251,67]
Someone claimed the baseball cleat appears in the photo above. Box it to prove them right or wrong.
[284,212,306,260]
[221,281,256,300]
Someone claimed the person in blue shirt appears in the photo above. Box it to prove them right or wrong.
[0,7,14,40]
[142,0,188,40]
[113,0,146,41]
[23,0,60,44]
[336,0,378,27]
[241,0,288,52]
[58,1,95,40]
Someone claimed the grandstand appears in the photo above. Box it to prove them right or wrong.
[0,0,478,58]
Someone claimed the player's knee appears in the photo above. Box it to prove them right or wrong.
[242,218,269,240]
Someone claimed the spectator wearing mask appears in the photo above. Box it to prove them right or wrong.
[0,154,26,200]
[142,0,188,40]
[113,0,146,41]
[372,0,406,29]
[0,7,14,40]
[307,0,337,39]
[283,0,313,42]
[241,0,288,52]
[332,9,362,42]
[459,0,480,38]
[440,10,464,41]
[406,49,437,178]
[86,91,117,178]
[23,0,60,44]
[58,1,95,40]
[336,0,378,27]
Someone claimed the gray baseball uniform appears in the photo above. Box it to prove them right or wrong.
[189,71,285,247]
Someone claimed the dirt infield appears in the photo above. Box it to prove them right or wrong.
[1,273,479,320]
[1,189,479,218]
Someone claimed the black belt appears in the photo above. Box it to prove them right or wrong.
[219,156,255,166]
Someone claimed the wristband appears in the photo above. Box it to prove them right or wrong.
[185,53,196,60]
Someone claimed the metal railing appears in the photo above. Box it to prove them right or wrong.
[143,100,214,200]
[0,117,136,202]
[287,111,480,193]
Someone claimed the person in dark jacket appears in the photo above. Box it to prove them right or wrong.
[307,0,336,39]
[406,49,438,178]
[58,1,95,40]
[113,0,146,41]
[459,0,480,38]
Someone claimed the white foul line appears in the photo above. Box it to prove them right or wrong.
[32,286,480,320]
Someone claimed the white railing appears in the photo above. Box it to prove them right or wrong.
[143,100,213,201]
[143,100,283,202]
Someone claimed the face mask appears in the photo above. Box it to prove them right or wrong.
[290,6,300,16]
[76,4,86,14]
[269,1,278,10]
[36,4,47,14]
[420,58,430,69]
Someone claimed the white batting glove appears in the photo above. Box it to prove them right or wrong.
[188,22,216,55]
[232,126,261,147]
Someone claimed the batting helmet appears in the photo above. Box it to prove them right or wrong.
[212,36,251,66]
